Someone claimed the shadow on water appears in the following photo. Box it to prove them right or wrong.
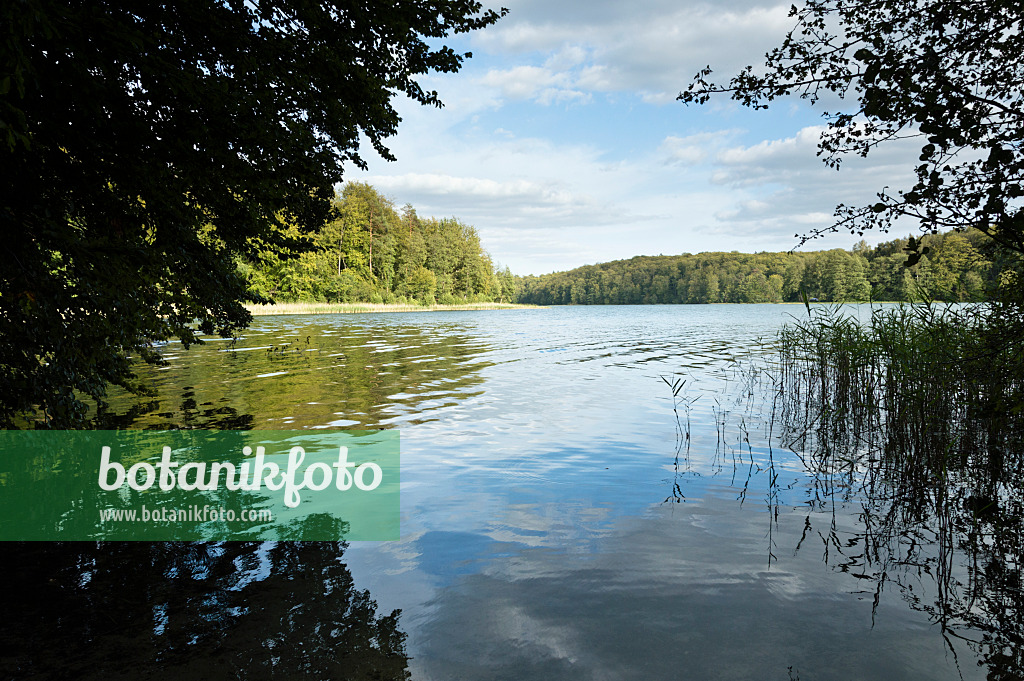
[93,391,256,430]
[0,536,410,680]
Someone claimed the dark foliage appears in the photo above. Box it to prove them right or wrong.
[0,0,505,427]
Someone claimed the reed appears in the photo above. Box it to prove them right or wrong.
[767,302,1024,674]
[245,301,543,315]
[649,301,1022,671]
[774,303,1024,486]
[651,301,1022,671]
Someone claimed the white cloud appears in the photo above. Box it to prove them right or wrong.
[367,173,572,205]
[711,124,920,196]
[343,1,933,274]
[362,168,628,231]
[660,130,743,166]
[473,0,795,102]
[479,65,565,101]
[693,124,924,243]
[717,126,827,170]
[544,44,589,71]
[354,118,925,272]
[536,87,591,106]
[478,60,594,107]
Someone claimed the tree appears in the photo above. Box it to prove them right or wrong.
[680,0,1024,256]
[0,0,506,427]
[406,266,437,304]
[496,265,516,303]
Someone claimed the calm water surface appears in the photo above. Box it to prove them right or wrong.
[82,305,999,678]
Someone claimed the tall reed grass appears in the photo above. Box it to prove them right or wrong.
[775,303,1024,486]
[768,303,1024,675]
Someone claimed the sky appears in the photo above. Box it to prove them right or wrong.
[348,0,924,276]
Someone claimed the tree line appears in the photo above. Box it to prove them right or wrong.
[514,230,1015,305]
[241,183,517,306]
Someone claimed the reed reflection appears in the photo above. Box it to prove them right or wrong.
[726,309,1024,680]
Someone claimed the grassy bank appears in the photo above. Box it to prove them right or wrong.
[245,301,544,315]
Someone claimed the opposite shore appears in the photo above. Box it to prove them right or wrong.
[246,300,932,316]
[246,302,545,315]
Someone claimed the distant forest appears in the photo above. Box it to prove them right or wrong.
[514,230,1016,305]
[243,184,1015,306]
[242,183,516,305]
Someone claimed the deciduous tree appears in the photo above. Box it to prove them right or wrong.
[680,0,1024,255]
[0,0,505,427]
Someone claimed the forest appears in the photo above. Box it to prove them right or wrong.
[514,229,1013,305]
[241,182,516,306]
[245,186,1012,307]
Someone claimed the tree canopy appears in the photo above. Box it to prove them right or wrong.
[244,182,511,305]
[680,0,1024,255]
[513,230,1001,306]
[0,0,505,427]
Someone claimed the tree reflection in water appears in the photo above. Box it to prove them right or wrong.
[1,533,409,679]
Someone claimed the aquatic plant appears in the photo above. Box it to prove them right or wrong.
[661,374,698,503]
[769,302,1024,677]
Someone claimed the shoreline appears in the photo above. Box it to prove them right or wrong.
[245,300,934,316]
[245,301,545,315]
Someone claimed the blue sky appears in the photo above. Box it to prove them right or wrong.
[349,0,923,275]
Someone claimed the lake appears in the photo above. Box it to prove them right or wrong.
[4,304,1009,679]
